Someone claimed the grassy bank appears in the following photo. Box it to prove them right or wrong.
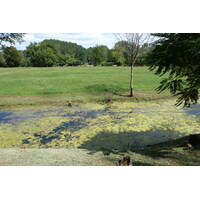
[0,66,170,108]
[0,91,172,109]
[0,66,164,95]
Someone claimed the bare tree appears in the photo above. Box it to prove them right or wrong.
[115,33,151,97]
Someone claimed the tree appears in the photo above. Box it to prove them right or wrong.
[18,50,28,67]
[113,41,131,66]
[115,33,151,96]
[3,46,22,67]
[57,54,68,66]
[90,45,109,66]
[135,43,154,66]
[75,46,87,65]
[65,54,79,66]
[0,33,25,48]
[87,47,94,65]
[25,43,57,67]
[34,47,57,67]
[112,43,126,66]
[0,52,6,67]
[25,42,38,66]
[40,39,87,65]
[147,33,200,107]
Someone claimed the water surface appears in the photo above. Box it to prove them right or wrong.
[0,101,200,150]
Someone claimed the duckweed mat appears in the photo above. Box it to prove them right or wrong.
[0,100,200,151]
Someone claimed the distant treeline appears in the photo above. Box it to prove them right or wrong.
[0,39,153,67]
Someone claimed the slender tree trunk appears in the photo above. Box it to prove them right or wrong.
[130,63,134,97]
[130,47,138,97]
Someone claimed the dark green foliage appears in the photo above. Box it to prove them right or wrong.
[112,41,153,66]
[41,39,77,54]
[52,54,80,66]
[57,54,68,66]
[40,39,87,65]
[0,33,25,67]
[25,40,87,67]
[34,47,57,67]
[0,33,25,47]
[114,41,132,66]
[18,50,28,67]
[147,33,200,107]
[0,52,6,67]
[65,54,79,66]
[25,43,58,67]
[136,43,153,66]
[90,45,109,66]
[87,47,94,65]
[24,42,38,66]
[75,46,87,65]
[3,46,22,67]
[0,35,153,68]
[111,43,126,66]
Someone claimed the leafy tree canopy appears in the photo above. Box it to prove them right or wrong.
[3,46,22,67]
[0,52,6,67]
[112,47,125,66]
[0,33,25,48]
[147,33,200,107]
[90,45,109,66]
[40,39,87,65]
[25,42,57,67]
[114,41,131,66]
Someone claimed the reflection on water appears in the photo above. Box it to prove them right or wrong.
[183,104,200,117]
[0,101,200,149]
[0,111,13,123]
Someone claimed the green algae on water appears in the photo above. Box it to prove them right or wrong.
[0,100,200,150]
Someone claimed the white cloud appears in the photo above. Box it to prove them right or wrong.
[14,33,116,50]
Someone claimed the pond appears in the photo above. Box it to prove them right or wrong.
[0,100,200,150]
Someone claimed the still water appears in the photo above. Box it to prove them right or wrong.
[0,101,200,150]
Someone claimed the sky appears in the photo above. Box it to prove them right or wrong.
[14,33,116,50]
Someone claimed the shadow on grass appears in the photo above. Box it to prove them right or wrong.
[138,135,200,164]
[79,130,200,166]
[79,129,185,154]
[132,161,153,166]
[111,92,130,97]
[85,84,125,94]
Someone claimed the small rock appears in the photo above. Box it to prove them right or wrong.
[66,101,72,107]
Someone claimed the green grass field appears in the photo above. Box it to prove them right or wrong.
[0,66,171,108]
[0,66,164,95]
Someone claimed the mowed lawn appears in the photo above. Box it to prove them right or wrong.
[0,66,164,96]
